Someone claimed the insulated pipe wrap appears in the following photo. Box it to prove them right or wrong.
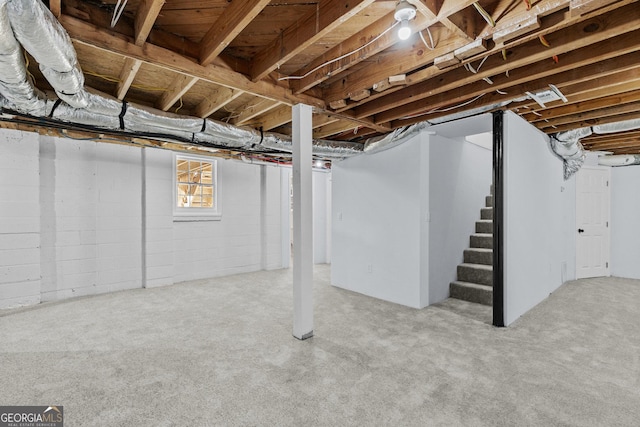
[6,0,87,108]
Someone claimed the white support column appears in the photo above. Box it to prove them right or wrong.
[292,103,314,340]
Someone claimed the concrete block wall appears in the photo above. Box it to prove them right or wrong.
[0,128,293,309]
[39,136,143,302]
[0,131,41,308]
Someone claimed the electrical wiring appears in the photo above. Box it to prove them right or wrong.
[419,27,435,50]
[400,93,487,120]
[83,69,169,92]
[472,2,495,27]
[278,21,400,81]
[111,0,128,28]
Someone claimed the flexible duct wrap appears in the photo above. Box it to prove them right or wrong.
[5,0,87,108]
[551,119,640,176]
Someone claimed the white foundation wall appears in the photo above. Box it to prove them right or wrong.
[39,136,143,302]
[0,129,290,309]
[503,112,575,326]
[610,164,640,279]
[0,130,41,308]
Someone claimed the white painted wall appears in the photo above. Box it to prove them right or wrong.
[503,112,575,325]
[428,135,492,304]
[331,115,493,309]
[313,170,331,264]
[39,137,144,302]
[332,133,428,308]
[0,130,41,308]
[0,128,298,309]
[610,164,640,279]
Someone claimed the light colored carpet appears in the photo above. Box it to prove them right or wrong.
[1,266,638,426]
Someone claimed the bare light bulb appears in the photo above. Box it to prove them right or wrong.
[398,20,411,40]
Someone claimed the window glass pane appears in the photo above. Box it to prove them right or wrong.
[201,164,213,184]
[177,160,189,182]
[176,157,216,211]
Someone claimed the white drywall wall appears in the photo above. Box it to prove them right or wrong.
[332,133,428,308]
[313,170,331,264]
[0,130,41,309]
[428,134,492,304]
[503,112,575,325]
[610,164,640,279]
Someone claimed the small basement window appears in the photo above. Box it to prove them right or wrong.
[174,155,220,220]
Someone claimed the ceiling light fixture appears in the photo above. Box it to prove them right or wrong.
[394,1,417,41]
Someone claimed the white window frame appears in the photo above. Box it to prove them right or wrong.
[173,154,221,221]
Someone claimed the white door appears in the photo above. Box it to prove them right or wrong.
[575,166,610,279]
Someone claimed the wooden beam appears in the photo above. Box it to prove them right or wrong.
[116,57,142,100]
[232,100,281,126]
[570,0,619,17]
[537,101,640,130]
[155,75,199,111]
[528,88,640,123]
[194,87,243,118]
[50,0,61,18]
[314,121,363,139]
[320,27,467,103]
[199,0,271,66]
[537,110,640,133]
[355,6,640,121]
[115,0,164,100]
[516,67,640,117]
[60,15,325,109]
[251,0,376,82]
[389,51,640,128]
[290,0,475,95]
[320,0,588,105]
[134,0,165,46]
[259,105,293,131]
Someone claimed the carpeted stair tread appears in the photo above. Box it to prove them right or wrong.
[457,263,493,286]
[475,220,493,234]
[480,207,493,220]
[450,281,493,306]
[470,233,493,249]
[464,248,493,265]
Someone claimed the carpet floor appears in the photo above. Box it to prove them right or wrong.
[1,266,638,426]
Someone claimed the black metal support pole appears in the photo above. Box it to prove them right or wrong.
[492,111,505,327]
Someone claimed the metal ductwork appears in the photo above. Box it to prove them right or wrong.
[598,154,640,167]
[0,0,434,161]
[551,118,640,178]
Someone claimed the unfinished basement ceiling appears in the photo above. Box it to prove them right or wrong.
[12,0,640,155]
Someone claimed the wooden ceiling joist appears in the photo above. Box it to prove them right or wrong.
[250,0,377,82]
[115,0,165,100]
[195,87,244,119]
[389,51,640,128]
[60,15,326,109]
[199,0,271,66]
[359,9,640,123]
[19,0,640,156]
[156,74,199,112]
[232,100,282,127]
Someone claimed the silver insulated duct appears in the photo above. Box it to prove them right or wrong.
[551,118,640,177]
[0,0,435,161]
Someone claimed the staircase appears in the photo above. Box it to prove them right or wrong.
[449,189,493,306]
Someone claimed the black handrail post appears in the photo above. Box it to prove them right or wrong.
[492,111,505,327]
